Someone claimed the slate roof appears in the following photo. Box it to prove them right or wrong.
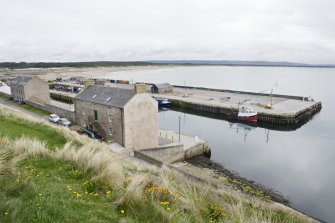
[105,83,152,92]
[152,83,172,89]
[9,75,32,86]
[75,85,135,108]
[104,83,135,90]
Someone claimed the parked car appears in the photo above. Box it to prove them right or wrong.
[78,127,103,141]
[49,114,60,123]
[57,118,71,127]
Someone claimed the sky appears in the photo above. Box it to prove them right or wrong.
[1,0,335,64]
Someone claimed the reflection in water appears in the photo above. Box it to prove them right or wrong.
[265,129,270,143]
[229,122,257,142]
[228,122,271,143]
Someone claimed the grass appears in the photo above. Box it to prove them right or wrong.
[0,92,50,116]
[0,104,314,223]
[0,93,11,101]
[17,103,51,116]
[0,116,66,149]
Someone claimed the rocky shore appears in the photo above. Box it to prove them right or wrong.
[187,155,290,205]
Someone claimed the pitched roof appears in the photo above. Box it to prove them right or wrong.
[75,85,135,108]
[152,83,171,89]
[9,75,32,86]
[104,83,152,92]
[104,83,135,90]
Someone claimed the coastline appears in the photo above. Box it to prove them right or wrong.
[185,155,324,222]
[186,155,289,205]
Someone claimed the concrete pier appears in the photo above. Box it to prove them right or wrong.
[133,129,209,166]
[153,86,322,125]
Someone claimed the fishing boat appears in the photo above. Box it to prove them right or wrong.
[237,107,257,122]
[156,98,172,107]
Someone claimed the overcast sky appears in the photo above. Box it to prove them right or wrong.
[1,0,334,64]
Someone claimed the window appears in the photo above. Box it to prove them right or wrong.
[108,114,112,122]
[93,110,98,120]
[109,128,113,136]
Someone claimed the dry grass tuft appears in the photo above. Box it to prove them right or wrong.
[116,174,146,206]
[54,142,130,188]
[11,137,49,157]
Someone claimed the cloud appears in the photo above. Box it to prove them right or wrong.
[0,0,334,63]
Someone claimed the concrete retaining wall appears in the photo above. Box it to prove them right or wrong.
[133,151,163,167]
[26,100,76,123]
[185,141,209,159]
[135,140,209,164]
[138,144,184,164]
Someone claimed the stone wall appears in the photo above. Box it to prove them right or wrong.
[74,100,123,144]
[26,100,76,122]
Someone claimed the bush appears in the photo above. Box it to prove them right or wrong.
[50,93,73,104]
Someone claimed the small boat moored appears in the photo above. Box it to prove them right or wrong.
[237,107,257,122]
[156,98,172,107]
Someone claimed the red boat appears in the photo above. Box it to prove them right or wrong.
[237,107,257,122]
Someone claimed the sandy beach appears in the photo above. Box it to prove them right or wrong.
[2,65,176,81]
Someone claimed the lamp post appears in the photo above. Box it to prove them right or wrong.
[178,115,181,142]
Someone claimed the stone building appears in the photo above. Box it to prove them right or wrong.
[9,75,50,104]
[150,83,173,94]
[75,85,158,149]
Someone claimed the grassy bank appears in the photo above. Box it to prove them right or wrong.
[0,104,313,223]
[0,116,66,149]
[0,93,50,116]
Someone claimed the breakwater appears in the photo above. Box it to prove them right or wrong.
[154,86,322,125]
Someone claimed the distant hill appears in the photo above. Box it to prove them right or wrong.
[146,60,335,67]
[0,60,334,69]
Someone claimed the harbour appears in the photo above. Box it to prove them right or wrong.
[1,65,334,222]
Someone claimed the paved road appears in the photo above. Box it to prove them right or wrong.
[0,98,49,121]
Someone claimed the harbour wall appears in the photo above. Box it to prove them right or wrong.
[165,86,322,125]
[173,85,307,100]
[170,98,322,125]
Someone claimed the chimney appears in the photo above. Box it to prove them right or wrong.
[134,83,147,94]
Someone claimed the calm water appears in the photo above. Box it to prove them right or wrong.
[104,66,335,222]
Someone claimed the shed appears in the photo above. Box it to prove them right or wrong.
[151,83,173,94]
